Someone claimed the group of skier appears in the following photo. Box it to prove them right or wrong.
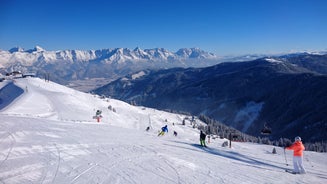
[201,131,306,174]
[156,124,207,148]
[199,131,306,174]
[151,121,306,175]
[147,124,178,137]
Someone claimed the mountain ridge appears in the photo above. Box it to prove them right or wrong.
[93,54,327,142]
[0,46,219,91]
[1,46,217,64]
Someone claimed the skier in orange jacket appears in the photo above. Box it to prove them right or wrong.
[285,136,306,174]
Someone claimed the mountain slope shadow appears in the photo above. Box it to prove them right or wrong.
[0,82,24,110]
[189,142,287,171]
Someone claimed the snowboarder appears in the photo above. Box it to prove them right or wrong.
[285,136,306,174]
[200,131,206,147]
[158,125,168,136]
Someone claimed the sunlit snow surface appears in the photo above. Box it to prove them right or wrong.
[0,78,326,184]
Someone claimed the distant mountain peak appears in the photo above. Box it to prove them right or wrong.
[176,48,216,59]
[265,58,283,63]
[7,46,46,54]
[35,45,45,51]
[8,46,24,53]
[25,45,46,53]
[133,47,142,51]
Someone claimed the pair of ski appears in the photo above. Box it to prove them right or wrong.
[195,144,207,149]
[285,169,300,174]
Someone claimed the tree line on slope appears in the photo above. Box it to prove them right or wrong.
[198,114,327,153]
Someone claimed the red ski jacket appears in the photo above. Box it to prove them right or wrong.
[286,141,305,156]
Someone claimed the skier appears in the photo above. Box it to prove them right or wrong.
[200,131,207,147]
[96,110,102,116]
[285,136,306,174]
[173,131,178,136]
[146,126,150,131]
[95,110,102,122]
[158,125,168,136]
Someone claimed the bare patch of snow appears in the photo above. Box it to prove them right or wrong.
[132,71,146,80]
[234,101,264,132]
[265,58,283,63]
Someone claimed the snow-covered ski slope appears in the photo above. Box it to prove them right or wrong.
[0,78,326,184]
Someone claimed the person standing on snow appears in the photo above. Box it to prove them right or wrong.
[158,125,168,136]
[200,131,207,147]
[285,136,306,174]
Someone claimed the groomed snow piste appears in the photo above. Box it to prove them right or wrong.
[0,78,326,184]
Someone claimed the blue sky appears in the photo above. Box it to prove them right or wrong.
[0,0,326,55]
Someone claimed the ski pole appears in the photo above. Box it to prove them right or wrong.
[283,148,288,166]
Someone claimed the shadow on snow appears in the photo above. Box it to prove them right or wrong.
[0,82,24,110]
[171,140,288,172]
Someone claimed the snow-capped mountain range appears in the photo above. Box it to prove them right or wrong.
[0,46,219,91]
[0,46,217,66]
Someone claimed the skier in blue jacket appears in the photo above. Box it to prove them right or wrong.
[158,125,168,136]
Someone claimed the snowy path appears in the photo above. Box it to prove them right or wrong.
[0,78,326,184]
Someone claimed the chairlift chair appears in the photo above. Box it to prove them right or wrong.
[261,122,272,135]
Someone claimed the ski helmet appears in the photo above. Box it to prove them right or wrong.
[295,136,301,141]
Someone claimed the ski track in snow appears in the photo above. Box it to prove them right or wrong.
[0,78,326,184]
[0,129,16,169]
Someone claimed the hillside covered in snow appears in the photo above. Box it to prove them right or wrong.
[94,54,327,143]
[0,77,326,183]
